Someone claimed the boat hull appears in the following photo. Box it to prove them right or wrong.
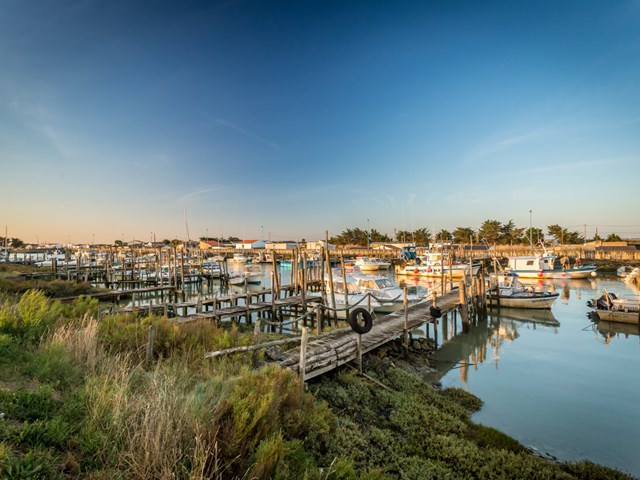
[487,293,559,309]
[507,266,597,279]
[396,264,481,278]
[595,310,640,324]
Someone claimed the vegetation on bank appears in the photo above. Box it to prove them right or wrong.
[0,288,634,479]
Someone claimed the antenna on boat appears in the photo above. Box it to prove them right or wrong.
[184,206,190,242]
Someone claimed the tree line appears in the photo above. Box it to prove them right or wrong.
[328,220,623,247]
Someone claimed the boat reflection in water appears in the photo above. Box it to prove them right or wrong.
[595,320,640,345]
[426,307,560,386]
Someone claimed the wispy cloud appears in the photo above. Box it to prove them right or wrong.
[465,127,549,163]
[178,186,222,205]
[215,118,279,148]
[522,157,629,175]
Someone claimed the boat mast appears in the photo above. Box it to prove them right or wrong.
[529,209,533,254]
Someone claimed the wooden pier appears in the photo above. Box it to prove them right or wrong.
[276,289,463,380]
[204,276,487,383]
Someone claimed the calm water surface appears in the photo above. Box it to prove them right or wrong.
[429,276,640,477]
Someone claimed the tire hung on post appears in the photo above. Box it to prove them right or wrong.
[347,307,373,334]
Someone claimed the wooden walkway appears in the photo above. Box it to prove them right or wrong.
[276,290,463,381]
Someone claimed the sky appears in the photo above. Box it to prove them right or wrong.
[1,0,640,245]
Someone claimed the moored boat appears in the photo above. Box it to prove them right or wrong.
[347,266,426,313]
[587,291,640,324]
[487,273,559,309]
[354,256,391,271]
[396,250,481,278]
[228,264,262,285]
[505,252,597,279]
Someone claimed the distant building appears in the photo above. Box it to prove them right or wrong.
[235,240,266,250]
[199,240,227,250]
[265,241,298,250]
[305,240,335,251]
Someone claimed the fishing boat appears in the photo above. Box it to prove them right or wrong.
[228,253,250,264]
[587,291,640,324]
[308,271,381,318]
[202,260,222,278]
[487,273,559,309]
[347,267,427,313]
[505,252,597,279]
[228,264,262,285]
[354,256,391,271]
[396,250,481,278]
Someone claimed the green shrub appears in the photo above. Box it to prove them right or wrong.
[441,387,484,413]
[469,423,528,453]
[561,460,636,480]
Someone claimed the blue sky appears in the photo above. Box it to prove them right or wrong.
[1,0,639,244]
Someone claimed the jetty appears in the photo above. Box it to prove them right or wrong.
[205,279,485,383]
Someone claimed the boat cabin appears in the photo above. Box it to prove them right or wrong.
[507,255,555,272]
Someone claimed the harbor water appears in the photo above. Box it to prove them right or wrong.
[428,275,640,477]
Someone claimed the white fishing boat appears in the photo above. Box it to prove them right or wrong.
[347,266,426,313]
[396,250,481,278]
[588,291,640,324]
[505,252,597,279]
[308,271,381,319]
[228,264,262,285]
[487,273,559,309]
[354,256,391,271]
[202,260,222,278]
[228,253,250,264]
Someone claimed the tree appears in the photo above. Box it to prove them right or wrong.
[394,228,430,246]
[478,220,501,245]
[605,233,622,242]
[370,229,392,243]
[434,230,451,242]
[10,238,25,248]
[394,230,412,243]
[499,220,517,245]
[412,228,431,246]
[114,240,124,247]
[452,227,475,244]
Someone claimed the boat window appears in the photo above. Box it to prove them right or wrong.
[526,260,534,266]
[375,278,392,288]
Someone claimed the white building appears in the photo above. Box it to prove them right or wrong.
[235,240,266,250]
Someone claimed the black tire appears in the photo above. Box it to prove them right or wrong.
[429,305,442,319]
[347,308,373,334]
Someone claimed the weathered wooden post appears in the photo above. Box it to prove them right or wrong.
[356,333,363,374]
[315,303,322,335]
[145,324,156,369]
[403,286,409,346]
[341,255,349,320]
[299,327,309,390]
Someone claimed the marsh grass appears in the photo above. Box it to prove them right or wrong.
[0,288,635,479]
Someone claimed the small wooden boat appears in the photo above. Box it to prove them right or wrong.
[588,291,640,324]
[487,273,559,309]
